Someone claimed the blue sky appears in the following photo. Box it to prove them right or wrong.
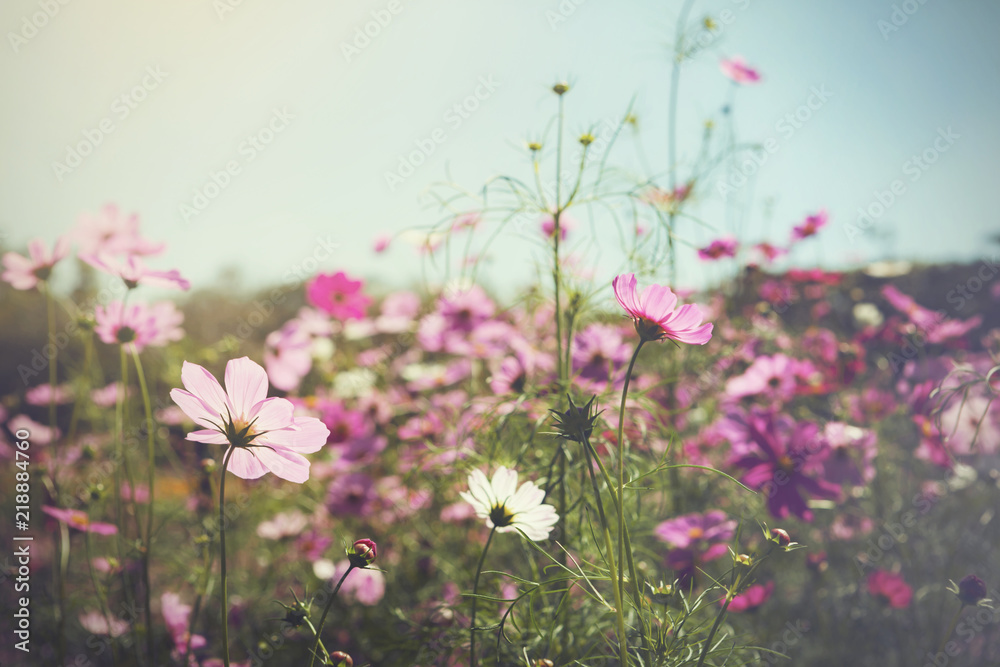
[1,0,998,298]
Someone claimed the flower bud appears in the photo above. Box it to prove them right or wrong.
[957,575,988,606]
[329,651,353,667]
[348,538,377,568]
[533,660,554,667]
[769,528,791,547]
[552,82,570,95]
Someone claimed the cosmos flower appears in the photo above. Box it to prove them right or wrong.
[697,237,739,261]
[94,301,184,351]
[612,273,713,344]
[726,582,775,612]
[161,592,207,656]
[81,253,190,290]
[169,357,330,483]
[460,467,558,541]
[540,213,576,241]
[74,204,165,257]
[867,570,913,608]
[725,408,841,521]
[42,506,117,535]
[656,510,736,586]
[1,237,71,290]
[719,56,761,84]
[79,610,130,638]
[790,209,829,241]
[307,271,372,320]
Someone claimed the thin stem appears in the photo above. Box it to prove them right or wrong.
[470,526,496,667]
[553,92,566,386]
[309,564,356,667]
[696,587,734,667]
[579,430,627,667]
[219,445,237,667]
[85,529,119,666]
[667,0,699,285]
[131,347,157,665]
[302,617,332,666]
[45,283,57,435]
[938,605,964,654]
[616,342,645,624]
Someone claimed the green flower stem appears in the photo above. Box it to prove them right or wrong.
[938,605,964,655]
[553,92,566,387]
[113,346,142,666]
[45,283,57,436]
[85,529,119,666]
[302,617,331,666]
[579,429,628,667]
[218,445,240,667]
[696,584,736,667]
[616,341,644,628]
[130,347,156,665]
[469,526,497,667]
[309,563,356,667]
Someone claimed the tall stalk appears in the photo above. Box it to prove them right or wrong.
[131,348,157,665]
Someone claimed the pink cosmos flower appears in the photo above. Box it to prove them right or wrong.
[373,234,391,253]
[697,237,739,261]
[314,559,386,605]
[724,354,799,402]
[640,184,693,212]
[307,271,371,320]
[81,253,190,290]
[8,414,60,444]
[79,610,130,637]
[169,357,330,483]
[791,209,829,241]
[720,56,761,84]
[867,570,912,608]
[881,285,982,344]
[91,382,132,408]
[1,236,71,290]
[94,301,184,351]
[161,592,207,656]
[256,510,310,540]
[726,582,774,612]
[264,320,313,392]
[656,510,735,586]
[540,213,576,241]
[25,383,74,406]
[752,242,786,264]
[75,204,165,257]
[612,273,713,344]
[572,323,631,391]
[42,506,118,535]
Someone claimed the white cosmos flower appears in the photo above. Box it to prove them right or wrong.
[459,467,559,541]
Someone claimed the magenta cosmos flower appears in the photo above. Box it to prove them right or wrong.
[867,570,912,608]
[612,273,713,344]
[1,236,71,290]
[726,581,774,612]
[307,271,371,320]
[790,209,829,241]
[697,237,739,261]
[724,408,841,521]
[719,56,761,84]
[42,506,117,535]
[170,357,330,483]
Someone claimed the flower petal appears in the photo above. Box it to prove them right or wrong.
[225,357,269,417]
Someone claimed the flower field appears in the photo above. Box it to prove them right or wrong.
[2,9,999,667]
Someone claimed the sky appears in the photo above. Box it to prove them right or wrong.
[1,0,998,299]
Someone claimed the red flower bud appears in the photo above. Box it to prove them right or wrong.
[348,538,377,568]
